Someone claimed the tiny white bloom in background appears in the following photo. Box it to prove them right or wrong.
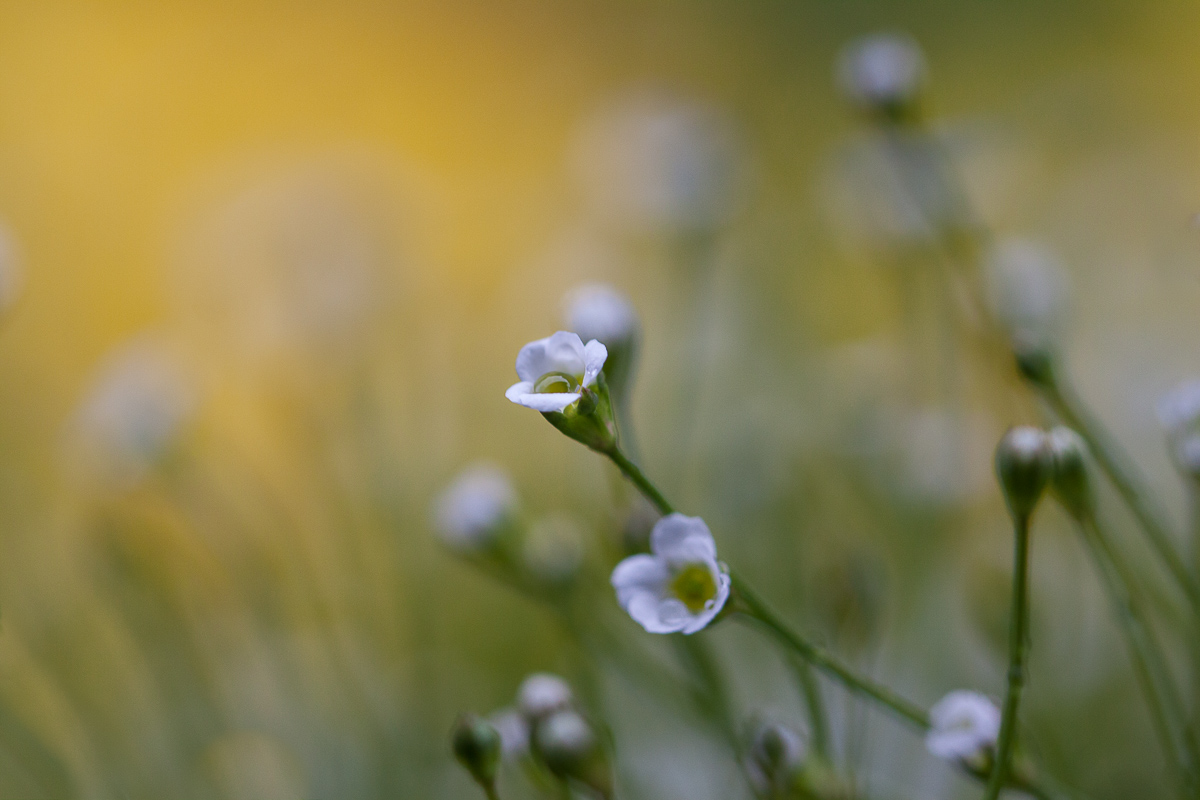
[1157,379,1200,434]
[925,690,1000,763]
[505,331,607,414]
[517,673,574,720]
[984,238,1068,346]
[68,336,198,488]
[564,284,639,349]
[432,463,518,552]
[837,33,926,111]
[611,513,731,634]
[487,708,530,761]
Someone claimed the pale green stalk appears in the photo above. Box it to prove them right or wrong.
[984,513,1033,800]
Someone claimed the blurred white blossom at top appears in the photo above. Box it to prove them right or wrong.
[836,32,926,112]
[984,238,1069,346]
[563,284,639,349]
[1157,379,1200,434]
[571,91,746,233]
[432,463,519,552]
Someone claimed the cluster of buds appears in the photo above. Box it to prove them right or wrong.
[994,424,1095,523]
[454,674,612,799]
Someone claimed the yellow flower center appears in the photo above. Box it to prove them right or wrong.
[671,563,718,612]
[533,371,582,394]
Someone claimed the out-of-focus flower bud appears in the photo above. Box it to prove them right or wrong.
[925,690,1000,769]
[532,709,612,798]
[995,426,1052,521]
[487,708,530,761]
[744,719,807,796]
[451,713,501,794]
[432,463,519,553]
[517,673,574,721]
[836,33,926,120]
[1157,379,1200,435]
[1171,432,1200,480]
[564,284,640,404]
[985,238,1068,352]
[1047,426,1094,521]
[523,514,585,587]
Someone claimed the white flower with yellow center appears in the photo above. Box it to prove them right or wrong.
[505,331,608,414]
[925,690,1000,763]
[611,513,731,634]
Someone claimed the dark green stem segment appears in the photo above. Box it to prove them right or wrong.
[604,447,675,515]
[985,515,1033,800]
[788,655,831,759]
[731,568,929,729]
[1034,368,1200,611]
[484,783,501,800]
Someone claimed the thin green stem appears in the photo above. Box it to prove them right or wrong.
[484,782,501,800]
[604,447,674,515]
[1037,372,1200,612]
[985,514,1033,800]
[788,655,831,759]
[1081,516,1196,795]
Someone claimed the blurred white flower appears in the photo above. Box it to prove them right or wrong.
[836,33,926,111]
[517,673,574,720]
[523,514,585,585]
[571,92,745,233]
[611,513,730,634]
[925,690,1000,763]
[563,284,639,349]
[487,708,530,761]
[985,238,1069,345]
[69,336,198,487]
[534,708,596,765]
[744,719,807,796]
[432,463,518,552]
[1172,432,1200,477]
[1157,379,1200,434]
[505,332,607,414]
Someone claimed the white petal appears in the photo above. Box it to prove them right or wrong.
[508,388,581,413]
[505,381,535,403]
[650,513,716,561]
[581,339,608,389]
[681,568,730,634]
[514,332,587,383]
[611,554,669,606]
[627,590,684,633]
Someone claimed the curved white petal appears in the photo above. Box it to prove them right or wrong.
[508,389,581,413]
[681,568,730,634]
[611,554,669,605]
[627,590,684,633]
[505,381,535,403]
[514,332,587,383]
[650,513,716,560]
[581,339,608,389]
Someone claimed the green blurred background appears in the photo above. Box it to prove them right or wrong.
[0,1,1197,797]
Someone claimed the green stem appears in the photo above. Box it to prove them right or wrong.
[484,782,501,800]
[604,447,674,515]
[985,514,1033,800]
[1036,369,1200,611]
[1081,516,1196,795]
[788,655,831,759]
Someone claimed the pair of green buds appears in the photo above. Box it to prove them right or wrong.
[996,425,1092,523]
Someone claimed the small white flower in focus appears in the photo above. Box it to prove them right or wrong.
[564,284,639,349]
[432,464,518,552]
[925,690,1000,763]
[837,33,926,112]
[517,673,574,720]
[611,513,731,634]
[1157,379,1200,434]
[505,331,608,414]
[69,337,198,487]
[487,708,530,761]
[984,238,1068,347]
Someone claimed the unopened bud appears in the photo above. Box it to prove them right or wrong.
[744,720,806,796]
[1047,427,1094,521]
[564,284,640,404]
[836,33,926,120]
[517,673,574,721]
[995,427,1052,521]
[533,709,611,797]
[451,713,501,792]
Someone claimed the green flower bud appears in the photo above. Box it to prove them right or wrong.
[532,709,612,798]
[1047,426,1094,521]
[542,377,618,454]
[451,713,501,792]
[995,426,1052,521]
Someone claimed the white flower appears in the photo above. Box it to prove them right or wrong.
[611,513,731,634]
[985,238,1068,344]
[925,690,1000,763]
[517,673,574,720]
[534,709,596,765]
[1172,432,1200,477]
[563,284,639,348]
[1157,379,1200,433]
[837,33,926,110]
[505,331,608,414]
[487,708,530,761]
[432,464,518,552]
